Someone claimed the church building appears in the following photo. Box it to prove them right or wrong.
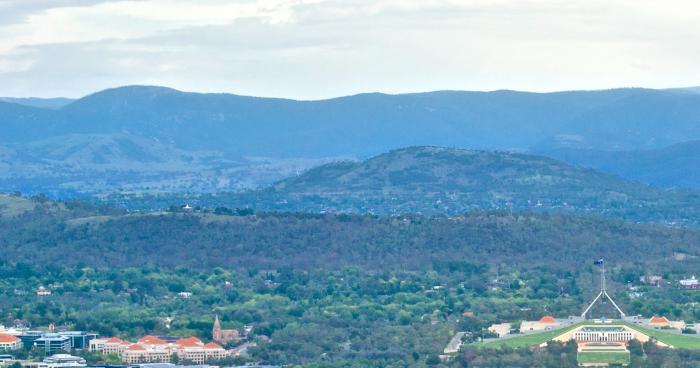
[212,315,241,344]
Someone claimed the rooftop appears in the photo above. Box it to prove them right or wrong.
[650,316,670,324]
[0,333,19,343]
[580,326,627,332]
[539,315,556,323]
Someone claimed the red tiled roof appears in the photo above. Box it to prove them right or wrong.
[204,342,223,349]
[139,335,167,345]
[650,316,670,324]
[176,337,203,347]
[0,333,19,343]
[539,315,556,323]
[127,344,146,351]
[105,337,123,343]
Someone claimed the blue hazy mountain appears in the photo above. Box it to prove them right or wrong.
[4,85,700,156]
[541,141,700,189]
[2,85,700,194]
[0,97,74,109]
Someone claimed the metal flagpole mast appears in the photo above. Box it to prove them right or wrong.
[582,258,626,319]
[601,264,605,291]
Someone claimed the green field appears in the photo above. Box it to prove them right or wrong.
[479,322,584,348]
[624,323,700,349]
[577,351,630,365]
[478,320,700,350]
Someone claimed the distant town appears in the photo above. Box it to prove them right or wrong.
[0,316,266,368]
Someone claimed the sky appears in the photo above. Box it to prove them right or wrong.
[0,0,699,99]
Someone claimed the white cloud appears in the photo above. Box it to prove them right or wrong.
[0,0,699,98]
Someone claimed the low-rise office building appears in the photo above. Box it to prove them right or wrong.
[11,330,97,352]
[34,334,72,354]
[59,331,98,349]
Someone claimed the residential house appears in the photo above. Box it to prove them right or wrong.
[36,286,52,296]
[680,276,700,290]
[488,323,511,338]
[640,275,663,286]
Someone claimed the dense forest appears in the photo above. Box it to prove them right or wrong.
[3,194,700,271]
[5,194,700,366]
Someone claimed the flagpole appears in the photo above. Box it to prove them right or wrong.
[582,257,625,319]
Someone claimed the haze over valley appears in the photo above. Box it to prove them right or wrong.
[3,85,700,201]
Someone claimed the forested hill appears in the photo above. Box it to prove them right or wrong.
[273,146,643,194]
[215,146,700,226]
[2,194,700,273]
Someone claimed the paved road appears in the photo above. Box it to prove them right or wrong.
[231,341,257,356]
[444,332,466,354]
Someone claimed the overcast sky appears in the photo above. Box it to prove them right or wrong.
[1,0,699,99]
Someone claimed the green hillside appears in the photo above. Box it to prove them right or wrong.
[4,199,700,271]
[224,146,700,226]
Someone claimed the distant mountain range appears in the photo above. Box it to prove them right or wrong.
[0,133,334,196]
[2,85,700,194]
[541,141,700,189]
[0,97,74,109]
[4,85,700,153]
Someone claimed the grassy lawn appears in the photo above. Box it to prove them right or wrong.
[477,320,700,350]
[478,320,700,350]
[623,323,700,349]
[577,351,630,365]
[479,322,583,348]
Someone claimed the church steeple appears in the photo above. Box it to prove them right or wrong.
[212,314,242,344]
[213,315,222,340]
